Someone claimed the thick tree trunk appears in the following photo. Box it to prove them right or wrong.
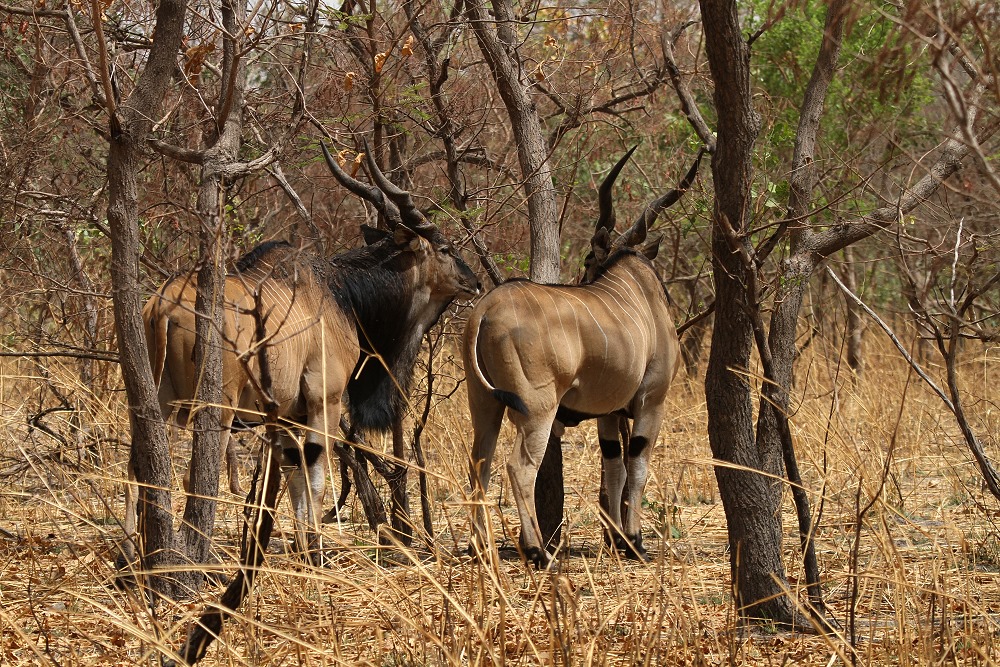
[699,0,799,623]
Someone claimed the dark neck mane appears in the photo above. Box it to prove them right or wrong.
[589,248,670,303]
[233,239,428,434]
[326,240,422,433]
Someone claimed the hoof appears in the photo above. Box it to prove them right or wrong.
[521,545,554,569]
[615,534,648,562]
[467,541,493,562]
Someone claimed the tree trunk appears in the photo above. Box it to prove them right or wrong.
[105,0,188,599]
[531,429,563,551]
[464,0,560,283]
[843,246,864,377]
[389,418,413,545]
[176,178,226,593]
[176,0,247,592]
[699,0,798,623]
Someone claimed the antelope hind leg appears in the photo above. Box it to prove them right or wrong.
[467,392,505,559]
[617,409,665,561]
[505,421,555,568]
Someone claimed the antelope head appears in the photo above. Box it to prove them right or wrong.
[582,146,705,284]
[321,139,481,304]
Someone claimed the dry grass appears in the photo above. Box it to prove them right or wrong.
[2,329,1000,666]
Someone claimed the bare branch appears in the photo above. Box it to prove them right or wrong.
[0,2,65,17]
[827,266,1000,501]
[88,0,119,135]
[148,140,206,164]
[63,6,104,106]
[660,22,716,153]
[807,117,999,259]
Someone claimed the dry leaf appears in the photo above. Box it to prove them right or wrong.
[343,71,356,92]
[373,52,387,74]
[184,42,215,84]
[289,23,303,33]
[351,152,365,178]
[401,35,414,58]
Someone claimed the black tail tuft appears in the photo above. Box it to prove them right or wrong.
[492,389,529,415]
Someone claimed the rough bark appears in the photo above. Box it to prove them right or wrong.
[176,0,248,593]
[699,0,797,623]
[105,0,188,598]
[531,430,564,551]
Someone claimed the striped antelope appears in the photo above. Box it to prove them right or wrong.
[132,144,481,556]
[463,147,702,567]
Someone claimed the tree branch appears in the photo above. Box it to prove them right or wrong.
[827,266,1000,501]
[661,21,716,153]
[148,139,206,164]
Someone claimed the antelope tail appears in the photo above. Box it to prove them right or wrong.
[468,314,529,415]
[143,296,168,387]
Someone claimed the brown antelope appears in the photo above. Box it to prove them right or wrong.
[131,143,481,556]
[463,147,702,567]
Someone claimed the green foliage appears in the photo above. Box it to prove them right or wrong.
[750,0,935,161]
[493,251,531,276]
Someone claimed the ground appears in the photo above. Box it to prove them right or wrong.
[1,333,999,666]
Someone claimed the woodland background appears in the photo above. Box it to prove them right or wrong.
[2,0,1000,664]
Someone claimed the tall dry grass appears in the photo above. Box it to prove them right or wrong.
[2,326,999,666]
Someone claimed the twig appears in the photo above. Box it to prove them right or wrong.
[827,266,1000,500]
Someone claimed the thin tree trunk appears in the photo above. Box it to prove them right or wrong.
[389,418,413,545]
[105,0,188,599]
[464,0,560,283]
[177,0,247,592]
[843,246,864,377]
[176,181,225,593]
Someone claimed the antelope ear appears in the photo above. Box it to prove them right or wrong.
[641,236,662,261]
[592,227,612,263]
[393,224,426,252]
[361,224,391,245]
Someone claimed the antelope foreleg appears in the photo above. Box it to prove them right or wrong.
[282,429,328,562]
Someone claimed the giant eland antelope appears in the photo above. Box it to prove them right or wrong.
[463,147,702,567]
[131,142,481,557]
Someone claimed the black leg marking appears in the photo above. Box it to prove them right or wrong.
[627,435,650,457]
[282,447,302,467]
[303,442,323,467]
[282,442,324,467]
[615,532,648,562]
[599,437,622,459]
